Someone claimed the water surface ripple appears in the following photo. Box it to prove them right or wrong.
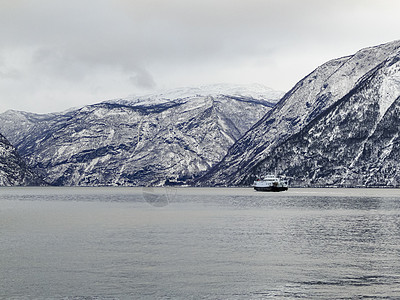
[1,187,400,299]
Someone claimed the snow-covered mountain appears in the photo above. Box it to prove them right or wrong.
[0,132,44,186]
[199,40,400,187]
[0,84,283,186]
[255,47,400,187]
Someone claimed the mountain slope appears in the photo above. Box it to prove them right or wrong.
[0,133,43,186]
[254,51,400,187]
[0,84,283,186]
[199,40,400,186]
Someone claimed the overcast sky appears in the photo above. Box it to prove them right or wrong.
[1,0,400,113]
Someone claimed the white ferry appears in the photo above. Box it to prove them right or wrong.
[252,174,288,192]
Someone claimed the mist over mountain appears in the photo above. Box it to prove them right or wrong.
[199,40,400,187]
[0,84,283,186]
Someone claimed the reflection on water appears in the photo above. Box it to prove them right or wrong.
[1,187,400,299]
[142,187,178,207]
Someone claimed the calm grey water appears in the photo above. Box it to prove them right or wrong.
[1,187,400,299]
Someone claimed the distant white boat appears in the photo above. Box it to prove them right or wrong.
[252,174,288,192]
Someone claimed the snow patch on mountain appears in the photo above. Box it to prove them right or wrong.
[378,57,400,119]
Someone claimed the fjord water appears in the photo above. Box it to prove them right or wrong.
[1,187,400,299]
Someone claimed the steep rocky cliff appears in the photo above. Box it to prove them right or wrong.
[0,133,43,186]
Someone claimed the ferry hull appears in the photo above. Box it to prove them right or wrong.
[254,186,288,192]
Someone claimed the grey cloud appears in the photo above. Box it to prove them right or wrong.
[1,0,400,113]
[0,68,21,80]
[129,69,156,89]
[32,47,88,82]
[0,56,21,79]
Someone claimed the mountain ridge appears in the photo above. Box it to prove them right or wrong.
[106,83,283,107]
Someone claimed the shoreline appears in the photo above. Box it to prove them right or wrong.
[1,186,399,198]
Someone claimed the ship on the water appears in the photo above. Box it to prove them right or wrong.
[252,174,288,192]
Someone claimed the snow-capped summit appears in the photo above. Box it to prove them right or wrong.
[106,83,284,107]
